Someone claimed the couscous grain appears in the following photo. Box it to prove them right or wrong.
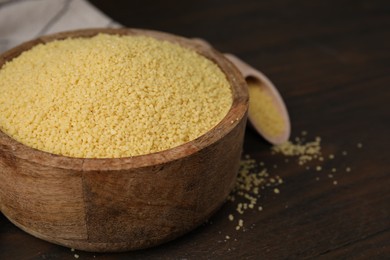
[0,34,232,158]
[247,79,285,138]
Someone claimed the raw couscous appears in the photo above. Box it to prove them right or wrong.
[247,78,285,139]
[0,34,232,158]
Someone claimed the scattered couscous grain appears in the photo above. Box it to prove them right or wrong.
[238,219,244,227]
[271,136,322,165]
[357,143,363,148]
[222,133,362,243]
[225,155,283,235]
[0,34,232,158]
[221,127,364,249]
[342,151,348,156]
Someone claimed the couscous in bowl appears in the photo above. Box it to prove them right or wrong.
[0,28,248,252]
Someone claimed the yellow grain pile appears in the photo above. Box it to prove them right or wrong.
[247,79,285,138]
[0,34,232,158]
[272,136,322,165]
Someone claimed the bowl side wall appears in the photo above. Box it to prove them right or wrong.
[0,111,246,251]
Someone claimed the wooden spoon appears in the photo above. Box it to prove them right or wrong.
[224,53,291,145]
[192,38,291,145]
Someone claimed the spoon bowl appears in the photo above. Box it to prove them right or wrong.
[192,38,290,145]
[224,54,291,145]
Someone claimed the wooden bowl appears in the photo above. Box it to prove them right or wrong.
[0,28,248,252]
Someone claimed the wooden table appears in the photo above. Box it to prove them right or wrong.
[1,0,389,258]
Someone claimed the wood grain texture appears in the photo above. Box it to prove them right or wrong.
[0,28,248,252]
[1,0,389,259]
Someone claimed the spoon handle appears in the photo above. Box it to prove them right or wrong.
[223,53,275,88]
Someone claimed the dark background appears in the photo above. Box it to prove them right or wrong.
[1,0,389,258]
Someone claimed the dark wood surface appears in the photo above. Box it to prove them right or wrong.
[1,0,389,259]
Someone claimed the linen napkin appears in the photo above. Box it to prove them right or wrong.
[0,0,120,53]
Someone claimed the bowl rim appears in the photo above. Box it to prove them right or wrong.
[0,28,248,171]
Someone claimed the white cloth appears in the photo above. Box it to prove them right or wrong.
[0,0,120,53]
